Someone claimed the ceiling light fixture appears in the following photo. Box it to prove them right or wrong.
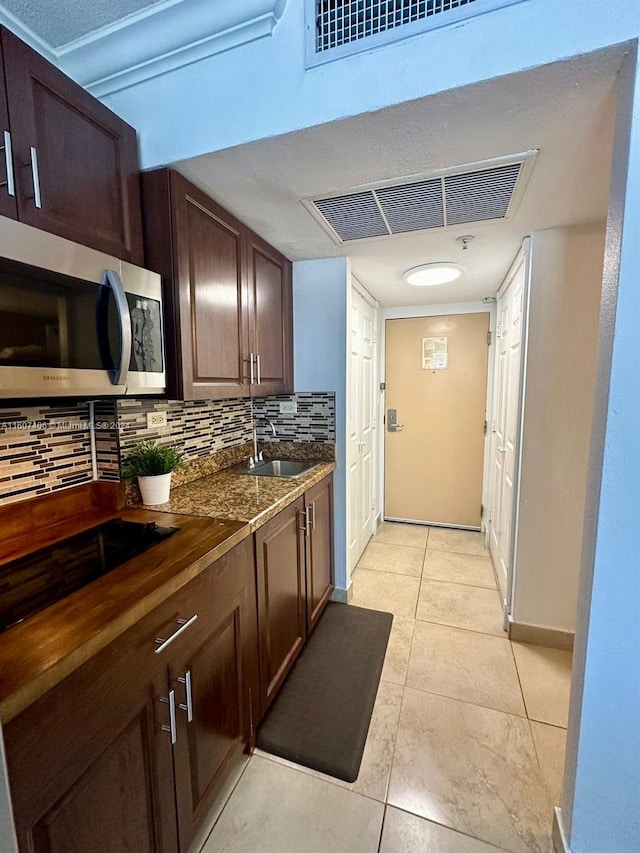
[403,262,465,287]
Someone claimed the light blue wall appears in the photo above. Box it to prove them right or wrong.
[101,0,640,169]
[567,49,640,853]
[293,257,348,591]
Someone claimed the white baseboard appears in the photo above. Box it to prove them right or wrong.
[553,807,571,853]
[508,617,574,651]
[331,583,353,604]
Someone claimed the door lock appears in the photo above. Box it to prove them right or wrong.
[387,409,404,432]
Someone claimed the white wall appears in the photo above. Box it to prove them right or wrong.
[512,224,605,635]
[101,0,640,169]
[292,257,349,591]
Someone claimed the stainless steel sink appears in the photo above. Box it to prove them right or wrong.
[229,459,319,478]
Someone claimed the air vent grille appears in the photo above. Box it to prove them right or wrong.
[376,179,444,232]
[315,0,477,53]
[313,191,388,240]
[444,164,521,224]
[310,160,525,242]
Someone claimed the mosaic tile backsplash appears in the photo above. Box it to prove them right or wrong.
[0,404,94,505]
[0,393,336,506]
[253,393,335,443]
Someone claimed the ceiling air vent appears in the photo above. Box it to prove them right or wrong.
[315,0,477,53]
[305,153,536,243]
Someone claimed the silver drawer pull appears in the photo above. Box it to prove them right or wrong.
[0,131,15,197]
[177,670,193,722]
[154,614,198,654]
[298,509,308,534]
[256,353,261,385]
[249,353,255,384]
[23,147,42,208]
[310,501,316,531]
[159,689,177,744]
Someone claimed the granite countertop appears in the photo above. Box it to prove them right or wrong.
[151,460,336,530]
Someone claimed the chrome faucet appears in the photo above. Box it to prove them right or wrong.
[250,417,276,467]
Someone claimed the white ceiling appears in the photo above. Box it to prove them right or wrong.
[0,0,163,47]
[177,48,621,307]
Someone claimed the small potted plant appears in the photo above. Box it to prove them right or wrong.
[121,440,185,505]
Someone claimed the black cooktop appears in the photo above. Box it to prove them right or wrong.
[0,518,179,634]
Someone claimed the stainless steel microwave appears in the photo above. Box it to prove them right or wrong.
[0,216,166,398]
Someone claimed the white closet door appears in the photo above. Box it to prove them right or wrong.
[348,285,376,573]
[489,252,527,603]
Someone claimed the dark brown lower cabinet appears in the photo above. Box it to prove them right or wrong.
[3,537,258,853]
[304,474,335,634]
[255,475,334,718]
[255,496,307,714]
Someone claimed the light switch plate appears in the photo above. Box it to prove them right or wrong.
[279,400,297,415]
[146,411,167,429]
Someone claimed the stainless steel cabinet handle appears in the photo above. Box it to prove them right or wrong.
[256,354,261,385]
[154,614,198,654]
[177,670,193,722]
[102,269,132,387]
[305,505,313,537]
[27,146,42,208]
[249,353,255,384]
[310,502,316,531]
[298,509,309,535]
[0,131,15,197]
[160,689,177,744]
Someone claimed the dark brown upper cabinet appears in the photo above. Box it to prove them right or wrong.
[0,27,144,264]
[141,168,293,401]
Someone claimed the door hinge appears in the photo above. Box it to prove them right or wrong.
[480,503,484,519]
[488,508,493,523]
[487,330,492,346]
[484,419,487,436]
[496,323,501,338]
[372,499,376,511]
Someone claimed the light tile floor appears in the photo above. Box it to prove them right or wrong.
[197,523,573,853]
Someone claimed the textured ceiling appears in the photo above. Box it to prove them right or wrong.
[177,48,621,307]
[0,0,164,46]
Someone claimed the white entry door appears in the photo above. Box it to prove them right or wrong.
[348,284,376,573]
[489,250,527,602]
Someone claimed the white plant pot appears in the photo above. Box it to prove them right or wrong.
[137,472,172,505]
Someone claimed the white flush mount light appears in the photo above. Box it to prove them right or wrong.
[403,262,465,287]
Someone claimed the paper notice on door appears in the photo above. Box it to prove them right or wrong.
[422,336,448,370]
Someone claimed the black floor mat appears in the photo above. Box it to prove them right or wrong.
[257,602,393,783]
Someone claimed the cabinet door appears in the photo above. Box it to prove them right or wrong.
[255,496,306,712]
[246,229,293,396]
[170,172,250,400]
[0,35,16,220]
[4,625,178,853]
[305,475,335,633]
[1,27,144,263]
[170,539,259,852]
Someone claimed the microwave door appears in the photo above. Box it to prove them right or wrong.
[119,260,166,396]
[96,269,132,389]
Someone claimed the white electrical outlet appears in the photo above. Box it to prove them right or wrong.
[146,411,167,429]
[279,400,297,415]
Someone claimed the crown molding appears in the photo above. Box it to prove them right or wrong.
[0,0,287,98]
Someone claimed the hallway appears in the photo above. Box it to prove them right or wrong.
[198,523,572,853]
